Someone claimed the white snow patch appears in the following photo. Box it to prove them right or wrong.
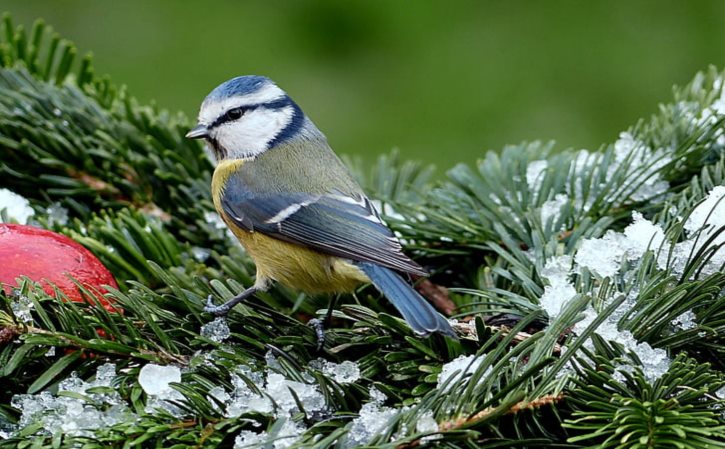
[566,134,670,212]
[343,401,400,448]
[226,353,327,420]
[573,301,670,382]
[437,354,490,390]
[685,186,725,240]
[191,246,212,262]
[612,363,636,384]
[539,255,576,319]
[45,202,69,226]
[612,132,671,202]
[11,294,34,324]
[207,386,230,413]
[541,194,568,226]
[577,212,669,278]
[311,359,361,384]
[368,386,387,404]
[624,212,667,260]
[204,211,227,230]
[671,310,697,330]
[0,188,34,224]
[201,317,231,343]
[226,365,273,417]
[10,364,135,437]
[266,372,326,415]
[416,411,439,434]
[683,186,725,269]
[575,231,630,278]
[539,283,576,319]
[139,363,185,416]
[234,429,268,448]
[234,418,305,449]
[526,160,548,191]
[716,385,725,399]
[139,363,181,396]
[664,187,725,276]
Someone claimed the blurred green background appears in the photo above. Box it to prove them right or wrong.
[5,1,725,167]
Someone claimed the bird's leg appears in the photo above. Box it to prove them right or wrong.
[308,319,325,352]
[205,286,258,316]
[308,295,338,351]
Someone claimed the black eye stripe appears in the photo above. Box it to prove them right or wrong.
[209,97,293,130]
[211,107,247,128]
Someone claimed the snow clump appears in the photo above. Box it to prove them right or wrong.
[539,255,576,319]
[342,387,401,448]
[0,188,34,224]
[10,364,135,437]
[437,354,490,391]
[139,363,186,416]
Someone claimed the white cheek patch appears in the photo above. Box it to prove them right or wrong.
[198,83,286,126]
[215,106,294,158]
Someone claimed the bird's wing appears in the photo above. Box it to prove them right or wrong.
[220,190,427,276]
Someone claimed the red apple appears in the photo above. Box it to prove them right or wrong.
[0,223,118,312]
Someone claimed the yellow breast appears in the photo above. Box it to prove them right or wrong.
[211,159,369,294]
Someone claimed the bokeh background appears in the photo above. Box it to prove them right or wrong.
[5,1,725,167]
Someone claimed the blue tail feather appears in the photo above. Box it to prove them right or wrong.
[357,262,456,338]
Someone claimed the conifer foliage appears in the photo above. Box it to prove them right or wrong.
[0,15,723,449]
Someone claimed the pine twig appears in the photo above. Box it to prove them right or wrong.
[452,320,563,355]
[438,394,565,431]
[415,278,456,315]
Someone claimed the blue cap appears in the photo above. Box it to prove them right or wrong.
[205,75,273,102]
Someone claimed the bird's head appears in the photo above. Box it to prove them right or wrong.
[186,76,307,161]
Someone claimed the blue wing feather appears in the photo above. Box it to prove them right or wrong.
[221,191,427,276]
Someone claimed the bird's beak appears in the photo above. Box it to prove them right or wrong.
[185,124,209,139]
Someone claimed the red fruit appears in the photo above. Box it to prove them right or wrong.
[0,224,118,312]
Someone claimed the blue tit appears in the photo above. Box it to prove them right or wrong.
[186,76,454,338]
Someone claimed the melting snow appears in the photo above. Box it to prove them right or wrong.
[11,364,135,437]
[311,359,361,384]
[437,354,490,390]
[539,255,576,319]
[526,160,548,191]
[139,363,185,416]
[342,387,399,449]
[671,310,697,330]
[0,188,34,224]
[201,317,231,343]
[138,363,181,396]
[540,194,568,227]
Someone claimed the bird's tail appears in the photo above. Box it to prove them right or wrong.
[357,262,456,338]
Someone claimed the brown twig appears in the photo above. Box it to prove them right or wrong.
[415,278,456,316]
[139,202,172,222]
[451,320,562,355]
[438,394,565,432]
[68,169,122,195]
[68,168,172,221]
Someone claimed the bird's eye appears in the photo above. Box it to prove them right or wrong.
[226,108,244,121]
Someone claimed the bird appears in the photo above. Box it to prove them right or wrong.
[186,75,455,339]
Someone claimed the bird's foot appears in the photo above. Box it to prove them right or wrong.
[308,318,325,352]
[204,295,232,316]
[204,286,258,317]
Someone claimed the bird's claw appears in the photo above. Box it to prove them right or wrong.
[204,295,230,316]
